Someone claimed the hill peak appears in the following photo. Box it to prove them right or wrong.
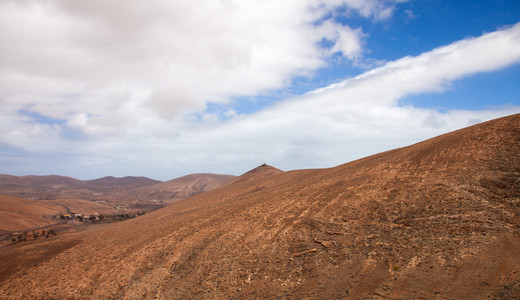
[231,164,284,184]
[246,163,283,174]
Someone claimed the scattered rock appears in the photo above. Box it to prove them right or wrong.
[314,239,332,248]
[293,248,318,257]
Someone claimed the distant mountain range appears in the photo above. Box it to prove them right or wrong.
[0,174,160,197]
[0,173,236,232]
[0,172,235,199]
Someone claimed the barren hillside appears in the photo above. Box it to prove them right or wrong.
[1,114,519,299]
[123,173,236,202]
[0,195,62,232]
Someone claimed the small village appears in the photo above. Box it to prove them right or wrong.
[58,212,103,221]
[56,211,146,222]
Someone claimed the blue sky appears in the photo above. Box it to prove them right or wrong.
[0,0,519,180]
[229,0,520,112]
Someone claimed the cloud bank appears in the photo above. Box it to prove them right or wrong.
[0,0,390,125]
[0,1,519,179]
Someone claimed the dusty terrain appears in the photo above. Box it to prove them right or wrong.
[0,195,62,232]
[1,114,519,299]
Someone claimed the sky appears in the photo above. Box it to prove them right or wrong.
[1,0,520,181]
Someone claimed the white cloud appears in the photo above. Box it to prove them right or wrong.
[312,22,520,102]
[318,20,365,59]
[0,0,397,128]
[1,1,519,180]
[128,22,520,177]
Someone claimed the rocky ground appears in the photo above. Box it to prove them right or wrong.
[1,114,519,299]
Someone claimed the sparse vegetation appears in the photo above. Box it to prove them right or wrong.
[7,229,57,244]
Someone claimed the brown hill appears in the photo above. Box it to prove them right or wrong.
[0,195,62,233]
[1,114,520,299]
[229,163,284,184]
[124,173,236,202]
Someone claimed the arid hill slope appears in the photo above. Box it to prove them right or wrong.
[124,173,237,202]
[1,114,520,299]
[0,195,62,232]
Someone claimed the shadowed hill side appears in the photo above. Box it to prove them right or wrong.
[1,114,519,299]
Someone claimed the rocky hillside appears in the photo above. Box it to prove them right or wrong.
[1,114,519,299]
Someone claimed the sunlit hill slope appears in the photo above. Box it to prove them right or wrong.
[1,114,519,299]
